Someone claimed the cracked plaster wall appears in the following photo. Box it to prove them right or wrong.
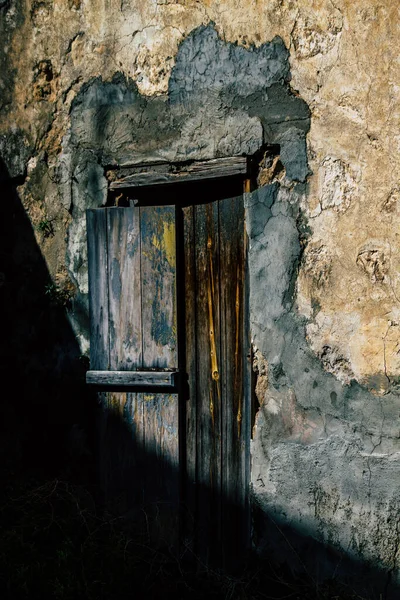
[1,0,400,594]
[248,182,400,595]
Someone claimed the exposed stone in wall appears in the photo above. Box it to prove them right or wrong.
[356,244,390,284]
[318,157,358,213]
[32,59,54,101]
[291,13,342,60]
[252,348,269,410]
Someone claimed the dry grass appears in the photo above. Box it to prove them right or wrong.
[0,476,373,600]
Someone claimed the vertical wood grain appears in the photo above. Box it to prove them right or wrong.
[182,205,197,543]
[142,392,179,545]
[194,200,222,563]
[142,392,160,507]
[107,207,142,369]
[140,205,178,369]
[87,209,110,370]
[99,392,144,511]
[124,392,145,506]
[219,196,248,565]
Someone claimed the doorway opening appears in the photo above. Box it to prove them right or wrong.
[86,154,265,566]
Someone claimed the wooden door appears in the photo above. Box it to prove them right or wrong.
[86,195,250,562]
[86,205,180,545]
[183,196,250,566]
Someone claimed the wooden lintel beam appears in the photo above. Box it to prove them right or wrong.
[109,157,247,189]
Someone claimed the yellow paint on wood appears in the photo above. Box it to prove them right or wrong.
[150,220,176,268]
[207,237,219,383]
[206,234,221,427]
[235,265,242,437]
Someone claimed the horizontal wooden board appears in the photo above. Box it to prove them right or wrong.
[86,370,178,388]
[109,157,247,189]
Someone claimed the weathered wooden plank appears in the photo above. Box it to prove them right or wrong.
[159,394,179,478]
[142,393,159,505]
[86,370,178,387]
[140,205,177,369]
[107,207,143,369]
[99,392,145,510]
[142,393,163,544]
[114,156,246,173]
[141,392,179,545]
[240,182,252,555]
[159,394,180,531]
[182,205,197,546]
[194,200,222,564]
[97,391,110,500]
[87,209,110,370]
[124,393,145,507]
[241,215,252,550]
[160,393,180,545]
[109,157,247,189]
[219,195,249,566]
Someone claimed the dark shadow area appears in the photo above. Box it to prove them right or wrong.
[78,395,400,600]
[1,394,398,599]
[0,156,93,482]
[107,173,248,207]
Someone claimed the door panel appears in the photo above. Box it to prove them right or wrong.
[219,196,250,564]
[87,206,179,544]
[107,207,142,369]
[98,390,179,545]
[194,201,223,563]
[87,196,250,562]
[87,209,109,370]
[183,196,250,566]
[140,205,177,369]
[87,205,177,372]
[182,205,197,545]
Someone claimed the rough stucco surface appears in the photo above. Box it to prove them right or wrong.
[1,0,400,595]
[247,182,400,594]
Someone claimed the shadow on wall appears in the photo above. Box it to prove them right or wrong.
[97,391,400,600]
[0,156,93,480]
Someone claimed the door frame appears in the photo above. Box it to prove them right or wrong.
[87,156,253,564]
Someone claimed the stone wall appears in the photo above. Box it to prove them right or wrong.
[1,0,399,595]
